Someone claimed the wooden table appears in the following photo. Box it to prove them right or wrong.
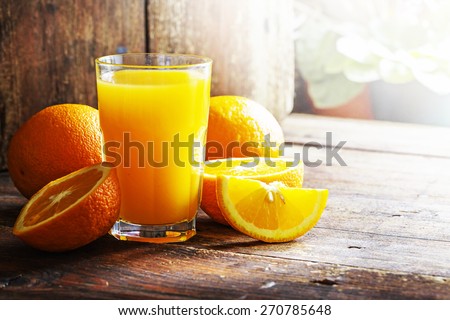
[1,114,449,299]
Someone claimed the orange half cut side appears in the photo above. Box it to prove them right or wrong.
[13,162,120,252]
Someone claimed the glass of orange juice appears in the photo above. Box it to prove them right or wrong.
[95,53,212,243]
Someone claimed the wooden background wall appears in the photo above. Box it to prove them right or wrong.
[0,0,146,171]
[0,0,295,171]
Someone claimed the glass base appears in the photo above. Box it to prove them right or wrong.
[110,218,196,243]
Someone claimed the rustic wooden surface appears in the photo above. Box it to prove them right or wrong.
[1,114,449,299]
[148,0,295,120]
[0,0,146,170]
[1,0,296,171]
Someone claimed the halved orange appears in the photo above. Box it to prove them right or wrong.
[216,176,328,243]
[201,157,304,225]
[13,163,120,252]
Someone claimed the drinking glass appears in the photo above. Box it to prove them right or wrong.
[95,53,212,243]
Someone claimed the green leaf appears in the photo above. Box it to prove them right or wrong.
[306,73,365,108]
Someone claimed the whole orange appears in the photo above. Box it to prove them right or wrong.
[7,104,102,199]
[205,96,284,160]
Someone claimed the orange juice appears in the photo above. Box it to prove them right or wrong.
[97,69,210,225]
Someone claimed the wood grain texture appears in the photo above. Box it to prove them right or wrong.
[195,149,450,277]
[0,199,449,299]
[1,114,449,299]
[282,113,450,158]
[0,228,448,299]
[0,0,146,170]
[148,0,295,120]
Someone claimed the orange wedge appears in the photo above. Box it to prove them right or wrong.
[13,163,120,252]
[201,157,304,225]
[216,176,328,243]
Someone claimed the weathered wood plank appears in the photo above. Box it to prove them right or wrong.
[3,144,450,241]
[190,144,450,276]
[282,113,450,158]
[194,218,450,278]
[0,172,25,227]
[148,0,295,120]
[0,227,448,299]
[1,164,449,282]
[0,0,146,170]
[287,145,450,207]
[317,195,450,242]
[2,111,450,298]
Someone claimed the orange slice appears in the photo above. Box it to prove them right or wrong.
[216,176,328,243]
[201,157,304,225]
[13,163,120,252]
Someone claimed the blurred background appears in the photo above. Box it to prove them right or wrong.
[293,0,450,126]
[1,0,450,170]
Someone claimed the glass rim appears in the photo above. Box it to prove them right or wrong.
[95,53,212,69]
